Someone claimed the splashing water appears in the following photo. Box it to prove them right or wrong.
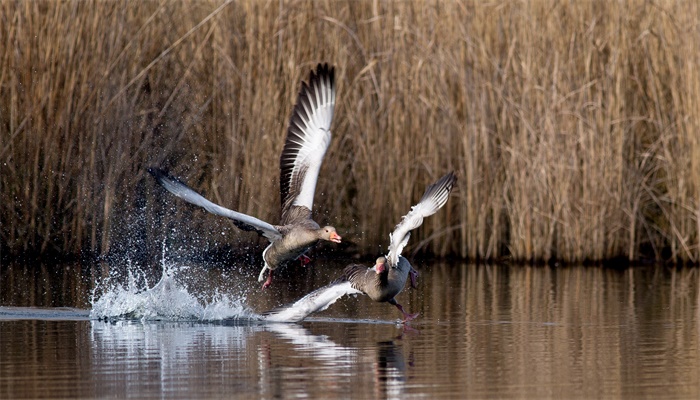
[89,258,261,322]
[88,242,354,324]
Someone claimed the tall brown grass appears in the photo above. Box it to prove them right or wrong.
[1,1,699,264]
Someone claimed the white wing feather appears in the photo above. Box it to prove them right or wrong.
[387,172,457,266]
[280,64,336,211]
[150,169,282,242]
[263,281,360,323]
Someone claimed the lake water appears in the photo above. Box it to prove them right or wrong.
[1,259,699,398]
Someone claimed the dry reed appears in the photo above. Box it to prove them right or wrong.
[1,1,699,264]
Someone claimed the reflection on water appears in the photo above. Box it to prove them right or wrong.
[1,261,700,398]
[84,319,409,399]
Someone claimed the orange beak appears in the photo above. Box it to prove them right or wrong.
[330,232,342,243]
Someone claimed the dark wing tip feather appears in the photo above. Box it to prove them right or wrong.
[420,171,457,206]
[308,63,335,94]
[148,166,170,184]
[148,167,190,190]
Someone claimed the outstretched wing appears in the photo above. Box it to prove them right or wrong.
[387,172,457,266]
[263,280,361,323]
[279,63,336,214]
[149,168,282,241]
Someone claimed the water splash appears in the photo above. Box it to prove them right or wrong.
[89,242,357,324]
[89,258,261,322]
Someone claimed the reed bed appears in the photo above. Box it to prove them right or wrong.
[1,1,699,264]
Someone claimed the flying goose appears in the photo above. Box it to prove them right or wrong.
[150,63,341,288]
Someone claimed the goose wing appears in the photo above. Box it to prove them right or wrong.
[387,172,457,266]
[263,280,361,323]
[279,63,336,214]
[149,168,282,241]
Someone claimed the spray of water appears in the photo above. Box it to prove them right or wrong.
[89,245,261,322]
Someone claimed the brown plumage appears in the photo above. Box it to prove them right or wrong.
[149,64,340,289]
[339,257,410,302]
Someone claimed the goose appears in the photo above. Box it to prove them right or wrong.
[149,63,341,289]
[264,171,457,323]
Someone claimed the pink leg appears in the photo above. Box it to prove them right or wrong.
[389,299,419,323]
[262,270,273,289]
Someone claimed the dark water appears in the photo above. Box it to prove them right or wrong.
[1,259,699,399]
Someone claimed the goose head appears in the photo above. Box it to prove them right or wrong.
[374,256,387,274]
[320,226,342,243]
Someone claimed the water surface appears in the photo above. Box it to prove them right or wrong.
[1,260,699,398]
